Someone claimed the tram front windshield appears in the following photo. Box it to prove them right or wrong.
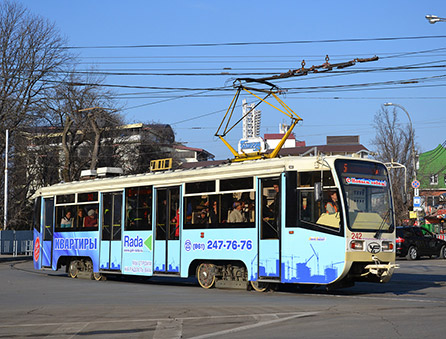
[335,159,393,232]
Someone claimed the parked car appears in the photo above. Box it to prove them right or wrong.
[396,226,446,260]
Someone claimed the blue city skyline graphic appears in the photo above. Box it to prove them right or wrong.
[251,244,343,283]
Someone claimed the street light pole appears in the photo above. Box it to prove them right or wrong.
[425,15,446,24]
[3,129,8,230]
[384,102,419,224]
[383,103,417,182]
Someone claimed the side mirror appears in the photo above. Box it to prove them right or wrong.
[314,182,322,202]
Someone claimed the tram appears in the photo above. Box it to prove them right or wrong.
[32,155,397,290]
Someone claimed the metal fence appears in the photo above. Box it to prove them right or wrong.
[0,230,33,256]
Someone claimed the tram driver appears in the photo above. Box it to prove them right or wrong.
[325,190,339,214]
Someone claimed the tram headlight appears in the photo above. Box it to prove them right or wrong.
[350,240,364,250]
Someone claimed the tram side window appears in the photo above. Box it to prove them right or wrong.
[155,188,180,240]
[220,177,253,191]
[184,192,255,229]
[184,195,214,226]
[56,206,74,229]
[261,178,281,239]
[55,204,99,231]
[298,171,334,188]
[287,171,341,233]
[125,186,152,231]
[296,188,342,230]
[186,181,215,194]
[78,192,98,203]
[43,198,54,240]
[83,205,99,229]
[56,194,75,204]
[33,197,41,231]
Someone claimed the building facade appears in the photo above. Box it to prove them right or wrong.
[418,144,446,230]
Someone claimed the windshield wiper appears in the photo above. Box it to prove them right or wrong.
[374,208,391,239]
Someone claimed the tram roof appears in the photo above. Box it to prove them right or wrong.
[32,155,379,198]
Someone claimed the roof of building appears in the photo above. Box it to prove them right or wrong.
[271,143,370,156]
[174,144,215,158]
[264,133,297,140]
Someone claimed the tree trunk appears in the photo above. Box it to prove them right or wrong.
[61,116,72,182]
[89,113,101,171]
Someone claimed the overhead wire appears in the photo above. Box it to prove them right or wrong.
[61,35,446,49]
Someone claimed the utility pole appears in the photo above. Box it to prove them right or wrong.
[4,129,9,230]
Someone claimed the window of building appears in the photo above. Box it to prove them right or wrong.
[430,174,438,185]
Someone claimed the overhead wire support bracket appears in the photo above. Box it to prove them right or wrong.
[215,81,302,162]
[215,55,378,162]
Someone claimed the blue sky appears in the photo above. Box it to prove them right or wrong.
[19,0,446,159]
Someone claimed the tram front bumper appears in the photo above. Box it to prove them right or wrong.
[364,262,399,283]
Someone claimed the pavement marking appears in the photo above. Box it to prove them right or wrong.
[45,322,89,338]
[188,312,318,339]
[317,293,446,304]
[153,319,183,339]
[0,312,314,328]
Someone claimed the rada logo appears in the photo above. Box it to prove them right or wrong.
[123,235,152,251]
[124,235,143,247]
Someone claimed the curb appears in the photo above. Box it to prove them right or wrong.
[0,256,32,263]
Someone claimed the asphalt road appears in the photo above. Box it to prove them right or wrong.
[1,258,445,338]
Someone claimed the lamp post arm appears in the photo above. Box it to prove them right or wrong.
[395,105,417,181]
[384,103,417,181]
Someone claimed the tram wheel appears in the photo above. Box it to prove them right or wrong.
[68,260,79,279]
[250,280,269,292]
[197,263,216,289]
[92,272,104,281]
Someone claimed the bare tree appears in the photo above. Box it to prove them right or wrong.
[371,105,417,224]
[110,123,177,175]
[0,1,72,229]
[0,1,71,150]
[41,73,123,182]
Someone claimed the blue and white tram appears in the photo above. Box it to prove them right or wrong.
[32,155,397,290]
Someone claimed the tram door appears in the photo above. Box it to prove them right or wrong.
[100,192,123,271]
[154,186,180,273]
[41,197,54,268]
[258,177,281,279]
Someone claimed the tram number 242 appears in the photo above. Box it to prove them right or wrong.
[351,232,363,240]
